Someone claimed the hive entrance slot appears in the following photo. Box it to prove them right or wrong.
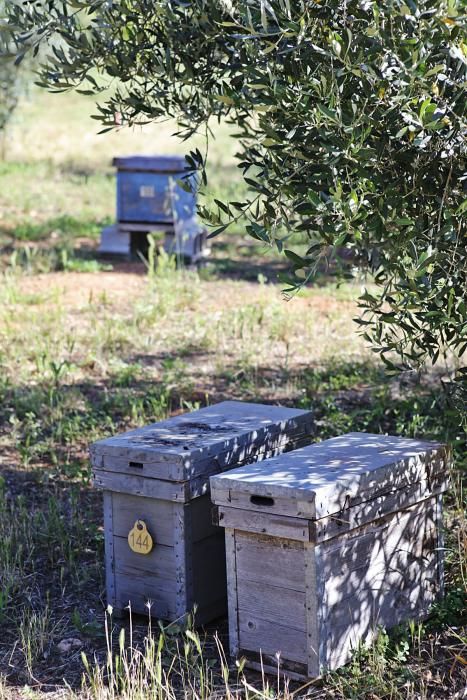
[129,461,144,469]
[250,495,275,507]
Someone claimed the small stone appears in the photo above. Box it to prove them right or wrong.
[57,638,82,654]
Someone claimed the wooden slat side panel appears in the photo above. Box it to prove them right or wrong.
[237,580,306,633]
[235,531,307,668]
[216,506,310,542]
[241,655,308,682]
[235,531,305,591]
[113,536,177,578]
[114,575,178,620]
[174,503,191,618]
[304,543,319,677]
[110,493,175,546]
[103,492,117,611]
[114,561,177,595]
[238,617,307,665]
[317,499,441,672]
[225,529,240,656]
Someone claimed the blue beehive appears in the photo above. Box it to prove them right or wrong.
[99,155,209,262]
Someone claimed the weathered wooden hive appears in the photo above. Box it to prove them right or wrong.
[90,401,314,625]
[211,432,449,678]
[99,155,209,262]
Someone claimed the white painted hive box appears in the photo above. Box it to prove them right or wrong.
[90,401,314,624]
[210,432,450,678]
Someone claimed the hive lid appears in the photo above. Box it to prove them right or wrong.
[210,432,449,520]
[112,155,189,173]
[91,401,314,483]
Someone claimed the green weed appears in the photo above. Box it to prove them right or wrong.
[326,628,415,699]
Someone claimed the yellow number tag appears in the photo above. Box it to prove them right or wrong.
[128,520,154,555]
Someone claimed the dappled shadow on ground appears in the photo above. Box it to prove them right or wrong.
[1,227,351,286]
[0,357,464,694]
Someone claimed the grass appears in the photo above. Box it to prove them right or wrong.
[1,89,245,240]
[0,88,465,698]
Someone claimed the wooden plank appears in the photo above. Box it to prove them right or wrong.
[210,432,449,520]
[238,616,307,664]
[112,536,176,577]
[216,505,311,542]
[93,470,188,501]
[114,561,177,595]
[115,574,178,620]
[103,492,117,611]
[173,502,191,619]
[316,499,438,575]
[210,485,315,518]
[314,544,327,674]
[316,499,441,671]
[240,651,308,681]
[235,531,305,591]
[312,474,448,543]
[225,528,240,656]
[237,579,306,632]
[110,493,175,546]
[304,543,319,677]
[95,453,183,481]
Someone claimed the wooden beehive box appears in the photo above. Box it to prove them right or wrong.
[99,155,209,262]
[211,432,450,678]
[90,401,314,625]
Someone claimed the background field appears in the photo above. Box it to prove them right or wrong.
[0,88,465,699]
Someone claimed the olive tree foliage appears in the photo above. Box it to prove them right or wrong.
[0,1,26,143]
[6,0,467,404]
